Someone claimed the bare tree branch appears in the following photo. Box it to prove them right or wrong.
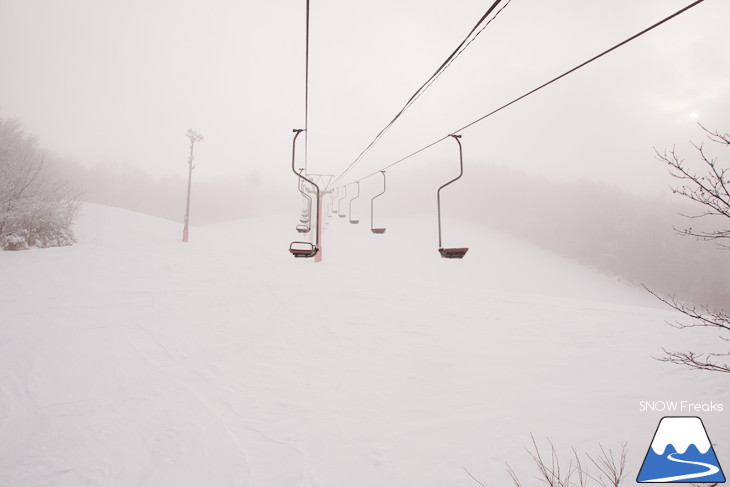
[503,438,628,487]
[657,348,730,374]
[654,126,730,241]
[586,443,627,487]
[642,285,730,333]
[463,467,490,487]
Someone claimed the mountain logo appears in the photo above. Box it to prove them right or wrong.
[637,416,725,483]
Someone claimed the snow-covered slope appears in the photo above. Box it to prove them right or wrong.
[0,204,726,487]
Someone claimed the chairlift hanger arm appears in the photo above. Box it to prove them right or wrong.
[349,182,361,223]
[337,185,347,215]
[437,135,463,193]
[437,135,466,253]
[298,169,313,222]
[290,129,320,256]
[371,171,387,232]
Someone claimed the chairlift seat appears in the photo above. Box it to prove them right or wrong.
[371,228,386,234]
[439,247,468,259]
[290,248,317,258]
[289,241,318,258]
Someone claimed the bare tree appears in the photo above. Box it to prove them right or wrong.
[491,436,627,487]
[0,116,81,250]
[650,124,730,374]
[586,443,627,487]
[655,124,730,244]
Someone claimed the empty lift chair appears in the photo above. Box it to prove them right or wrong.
[437,135,469,259]
[289,129,321,258]
[370,171,387,234]
[349,182,360,224]
[296,170,311,233]
[337,185,347,218]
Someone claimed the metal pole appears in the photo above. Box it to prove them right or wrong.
[349,181,360,218]
[314,192,323,262]
[371,171,386,230]
[304,0,310,175]
[182,129,203,242]
[338,185,347,215]
[437,134,463,249]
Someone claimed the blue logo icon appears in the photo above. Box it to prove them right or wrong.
[637,416,725,483]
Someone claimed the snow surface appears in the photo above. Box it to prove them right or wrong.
[1,203,727,486]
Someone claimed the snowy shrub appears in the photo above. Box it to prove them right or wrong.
[0,116,81,251]
[1,231,29,251]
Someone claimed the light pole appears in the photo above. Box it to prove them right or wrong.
[182,128,203,242]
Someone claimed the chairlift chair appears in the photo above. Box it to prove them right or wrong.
[436,134,469,259]
[295,168,313,233]
[288,129,321,258]
[439,247,468,258]
[337,185,347,217]
[290,241,317,257]
[370,171,387,234]
[349,181,360,224]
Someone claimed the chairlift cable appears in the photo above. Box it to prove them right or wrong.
[331,0,510,185]
[304,0,310,174]
[347,0,707,185]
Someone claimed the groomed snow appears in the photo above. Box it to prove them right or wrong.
[0,203,727,486]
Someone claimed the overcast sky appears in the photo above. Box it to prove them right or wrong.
[1,0,729,196]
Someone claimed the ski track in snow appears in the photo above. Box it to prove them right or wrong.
[0,204,727,487]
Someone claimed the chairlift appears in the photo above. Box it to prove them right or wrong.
[337,185,347,218]
[436,134,469,259]
[290,241,317,257]
[296,169,312,233]
[289,129,321,258]
[349,181,360,224]
[371,171,387,234]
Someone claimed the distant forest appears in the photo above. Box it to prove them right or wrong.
[463,165,730,309]
[48,155,730,310]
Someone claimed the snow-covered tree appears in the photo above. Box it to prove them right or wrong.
[0,116,80,250]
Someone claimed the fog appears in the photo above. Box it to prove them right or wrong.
[3,0,730,304]
[2,0,729,191]
[42,140,730,309]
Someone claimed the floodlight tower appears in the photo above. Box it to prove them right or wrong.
[182,128,204,242]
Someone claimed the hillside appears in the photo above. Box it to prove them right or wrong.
[0,204,726,487]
